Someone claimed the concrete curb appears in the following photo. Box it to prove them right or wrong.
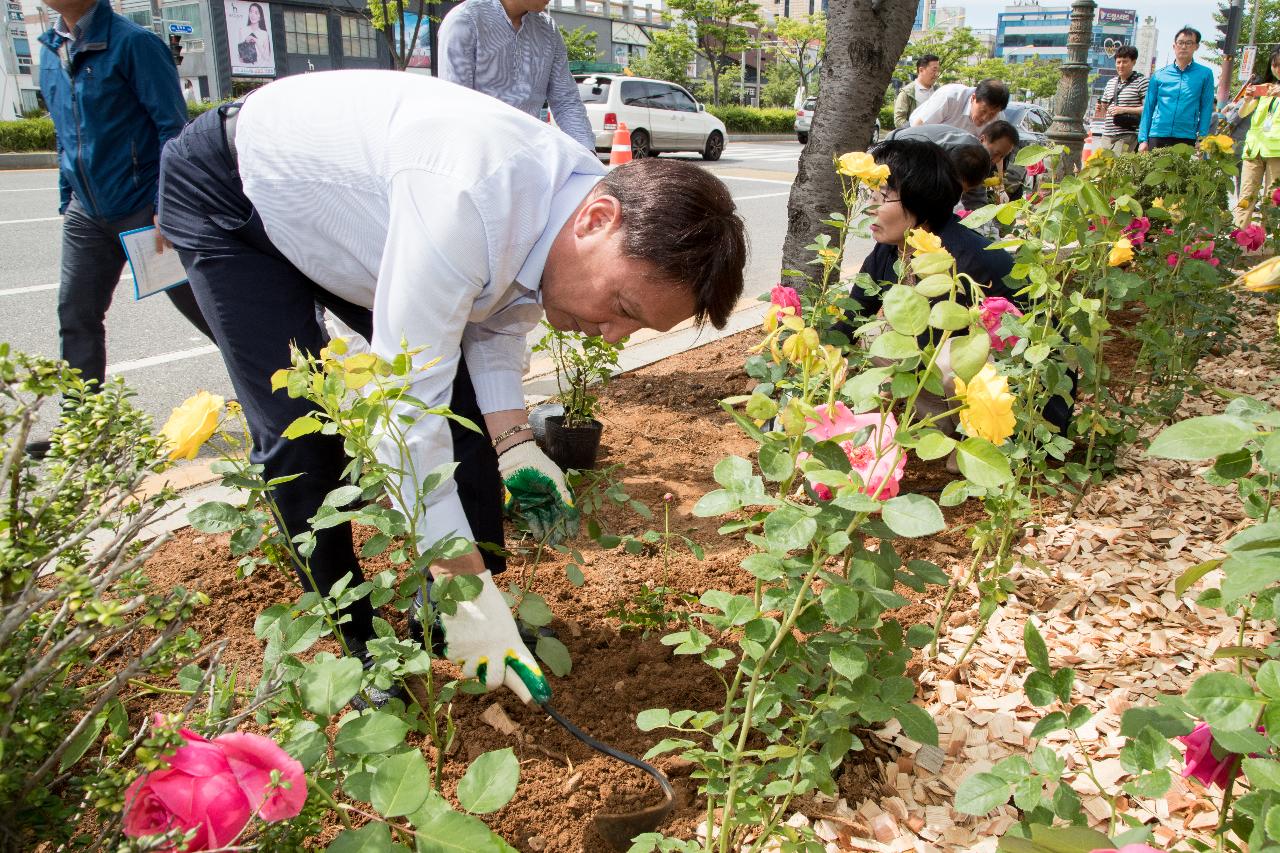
[0,152,56,169]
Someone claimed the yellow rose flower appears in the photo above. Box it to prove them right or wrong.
[837,151,891,187]
[1151,197,1165,209]
[160,391,224,461]
[1200,134,1235,155]
[983,175,1002,187]
[955,363,1016,445]
[1107,237,1134,267]
[1238,256,1280,293]
[906,228,945,255]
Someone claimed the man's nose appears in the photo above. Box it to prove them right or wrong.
[602,320,642,343]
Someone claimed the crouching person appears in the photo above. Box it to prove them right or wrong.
[157,70,747,706]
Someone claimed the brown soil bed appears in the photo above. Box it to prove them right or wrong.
[139,329,1001,850]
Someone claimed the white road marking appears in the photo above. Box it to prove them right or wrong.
[0,282,59,296]
[719,174,794,185]
[0,215,61,225]
[106,344,220,375]
[733,191,790,201]
[1,273,133,297]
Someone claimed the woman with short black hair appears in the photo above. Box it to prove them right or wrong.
[850,137,1019,319]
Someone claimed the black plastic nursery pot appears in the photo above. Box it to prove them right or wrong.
[543,415,603,471]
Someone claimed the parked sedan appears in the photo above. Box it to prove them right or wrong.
[574,74,727,160]
[1002,101,1053,197]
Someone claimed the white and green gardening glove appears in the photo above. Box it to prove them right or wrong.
[438,570,551,705]
[498,440,579,545]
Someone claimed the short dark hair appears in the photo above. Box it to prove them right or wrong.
[1174,26,1201,45]
[980,119,1019,147]
[1114,44,1138,61]
[1264,45,1280,84]
[950,144,993,190]
[974,78,1010,110]
[600,159,746,329]
[916,53,940,70]
[870,138,962,232]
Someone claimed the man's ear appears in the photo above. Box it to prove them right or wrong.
[574,194,623,238]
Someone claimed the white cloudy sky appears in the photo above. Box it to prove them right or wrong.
[958,0,1219,67]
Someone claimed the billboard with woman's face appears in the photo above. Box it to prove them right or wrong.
[226,0,276,76]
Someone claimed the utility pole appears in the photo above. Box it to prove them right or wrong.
[1046,0,1095,172]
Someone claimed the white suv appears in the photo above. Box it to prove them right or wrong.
[574,74,727,161]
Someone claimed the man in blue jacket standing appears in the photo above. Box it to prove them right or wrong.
[37,0,210,402]
[1138,27,1217,151]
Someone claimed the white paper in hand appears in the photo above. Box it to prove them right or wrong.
[119,226,188,299]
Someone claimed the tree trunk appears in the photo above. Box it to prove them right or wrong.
[781,0,916,286]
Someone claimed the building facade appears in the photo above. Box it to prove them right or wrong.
[1134,15,1158,76]
[21,0,399,102]
[548,0,666,69]
[3,0,36,117]
[933,5,964,33]
[995,2,1137,95]
[911,0,935,36]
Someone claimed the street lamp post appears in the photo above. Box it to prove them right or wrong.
[1046,0,1096,172]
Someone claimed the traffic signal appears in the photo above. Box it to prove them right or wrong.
[1217,2,1243,58]
[168,33,184,66]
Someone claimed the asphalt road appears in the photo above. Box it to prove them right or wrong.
[0,140,804,436]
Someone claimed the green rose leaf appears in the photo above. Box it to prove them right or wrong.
[829,645,868,681]
[956,437,1014,489]
[1185,672,1266,731]
[457,748,520,815]
[326,824,395,853]
[954,771,1010,815]
[1147,415,1257,461]
[299,655,364,717]
[408,793,518,852]
[914,430,956,461]
[1024,620,1051,674]
[188,501,243,534]
[949,331,991,384]
[896,703,939,746]
[916,273,954,298]
[763,505,817,553]
[928,301,972,331]
[869,330,921,361]
[334,711,411,755]
[881,494,945,538]
[535,635,572,677]
[883,284,930,337]
[1221,552,1280,602]
[372,749,432,817]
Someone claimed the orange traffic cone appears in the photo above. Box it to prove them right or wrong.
[609,123,632,167]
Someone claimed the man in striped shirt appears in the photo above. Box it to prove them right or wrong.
[438,0,595,153]
[1096,45,1147,154]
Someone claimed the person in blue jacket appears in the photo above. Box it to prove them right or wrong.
[1138,27,1217,151]
[36,0,211,414]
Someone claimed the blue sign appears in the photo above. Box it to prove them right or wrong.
[167,22,193,34]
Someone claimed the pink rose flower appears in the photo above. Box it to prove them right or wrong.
[1231,224,1266,252]
[1178,722,1243,790]
[813,483,833,501]
[806,402,907,500]
[1272,185,1280,207]
[979,296,1024,352]
[123,729,253,850]
[770,285,802,312]
[211,732,307,822]
[1089,846,1165,853]
[1167,253,1180,267]
[1123,217,1151,248]
[124,721,306,850]
[956,208,971,220]
[1025,160,1047,177]
[1186,240,1216,261]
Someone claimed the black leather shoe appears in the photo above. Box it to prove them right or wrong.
[24,439,51,460]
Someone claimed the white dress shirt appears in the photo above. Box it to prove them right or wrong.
[438,0,596,153]
[235,70,605,548]
[909,83,1002,136]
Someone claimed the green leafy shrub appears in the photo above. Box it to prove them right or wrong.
[0,346,208,849]
[0,117,55,152]
[706,105,796,133]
